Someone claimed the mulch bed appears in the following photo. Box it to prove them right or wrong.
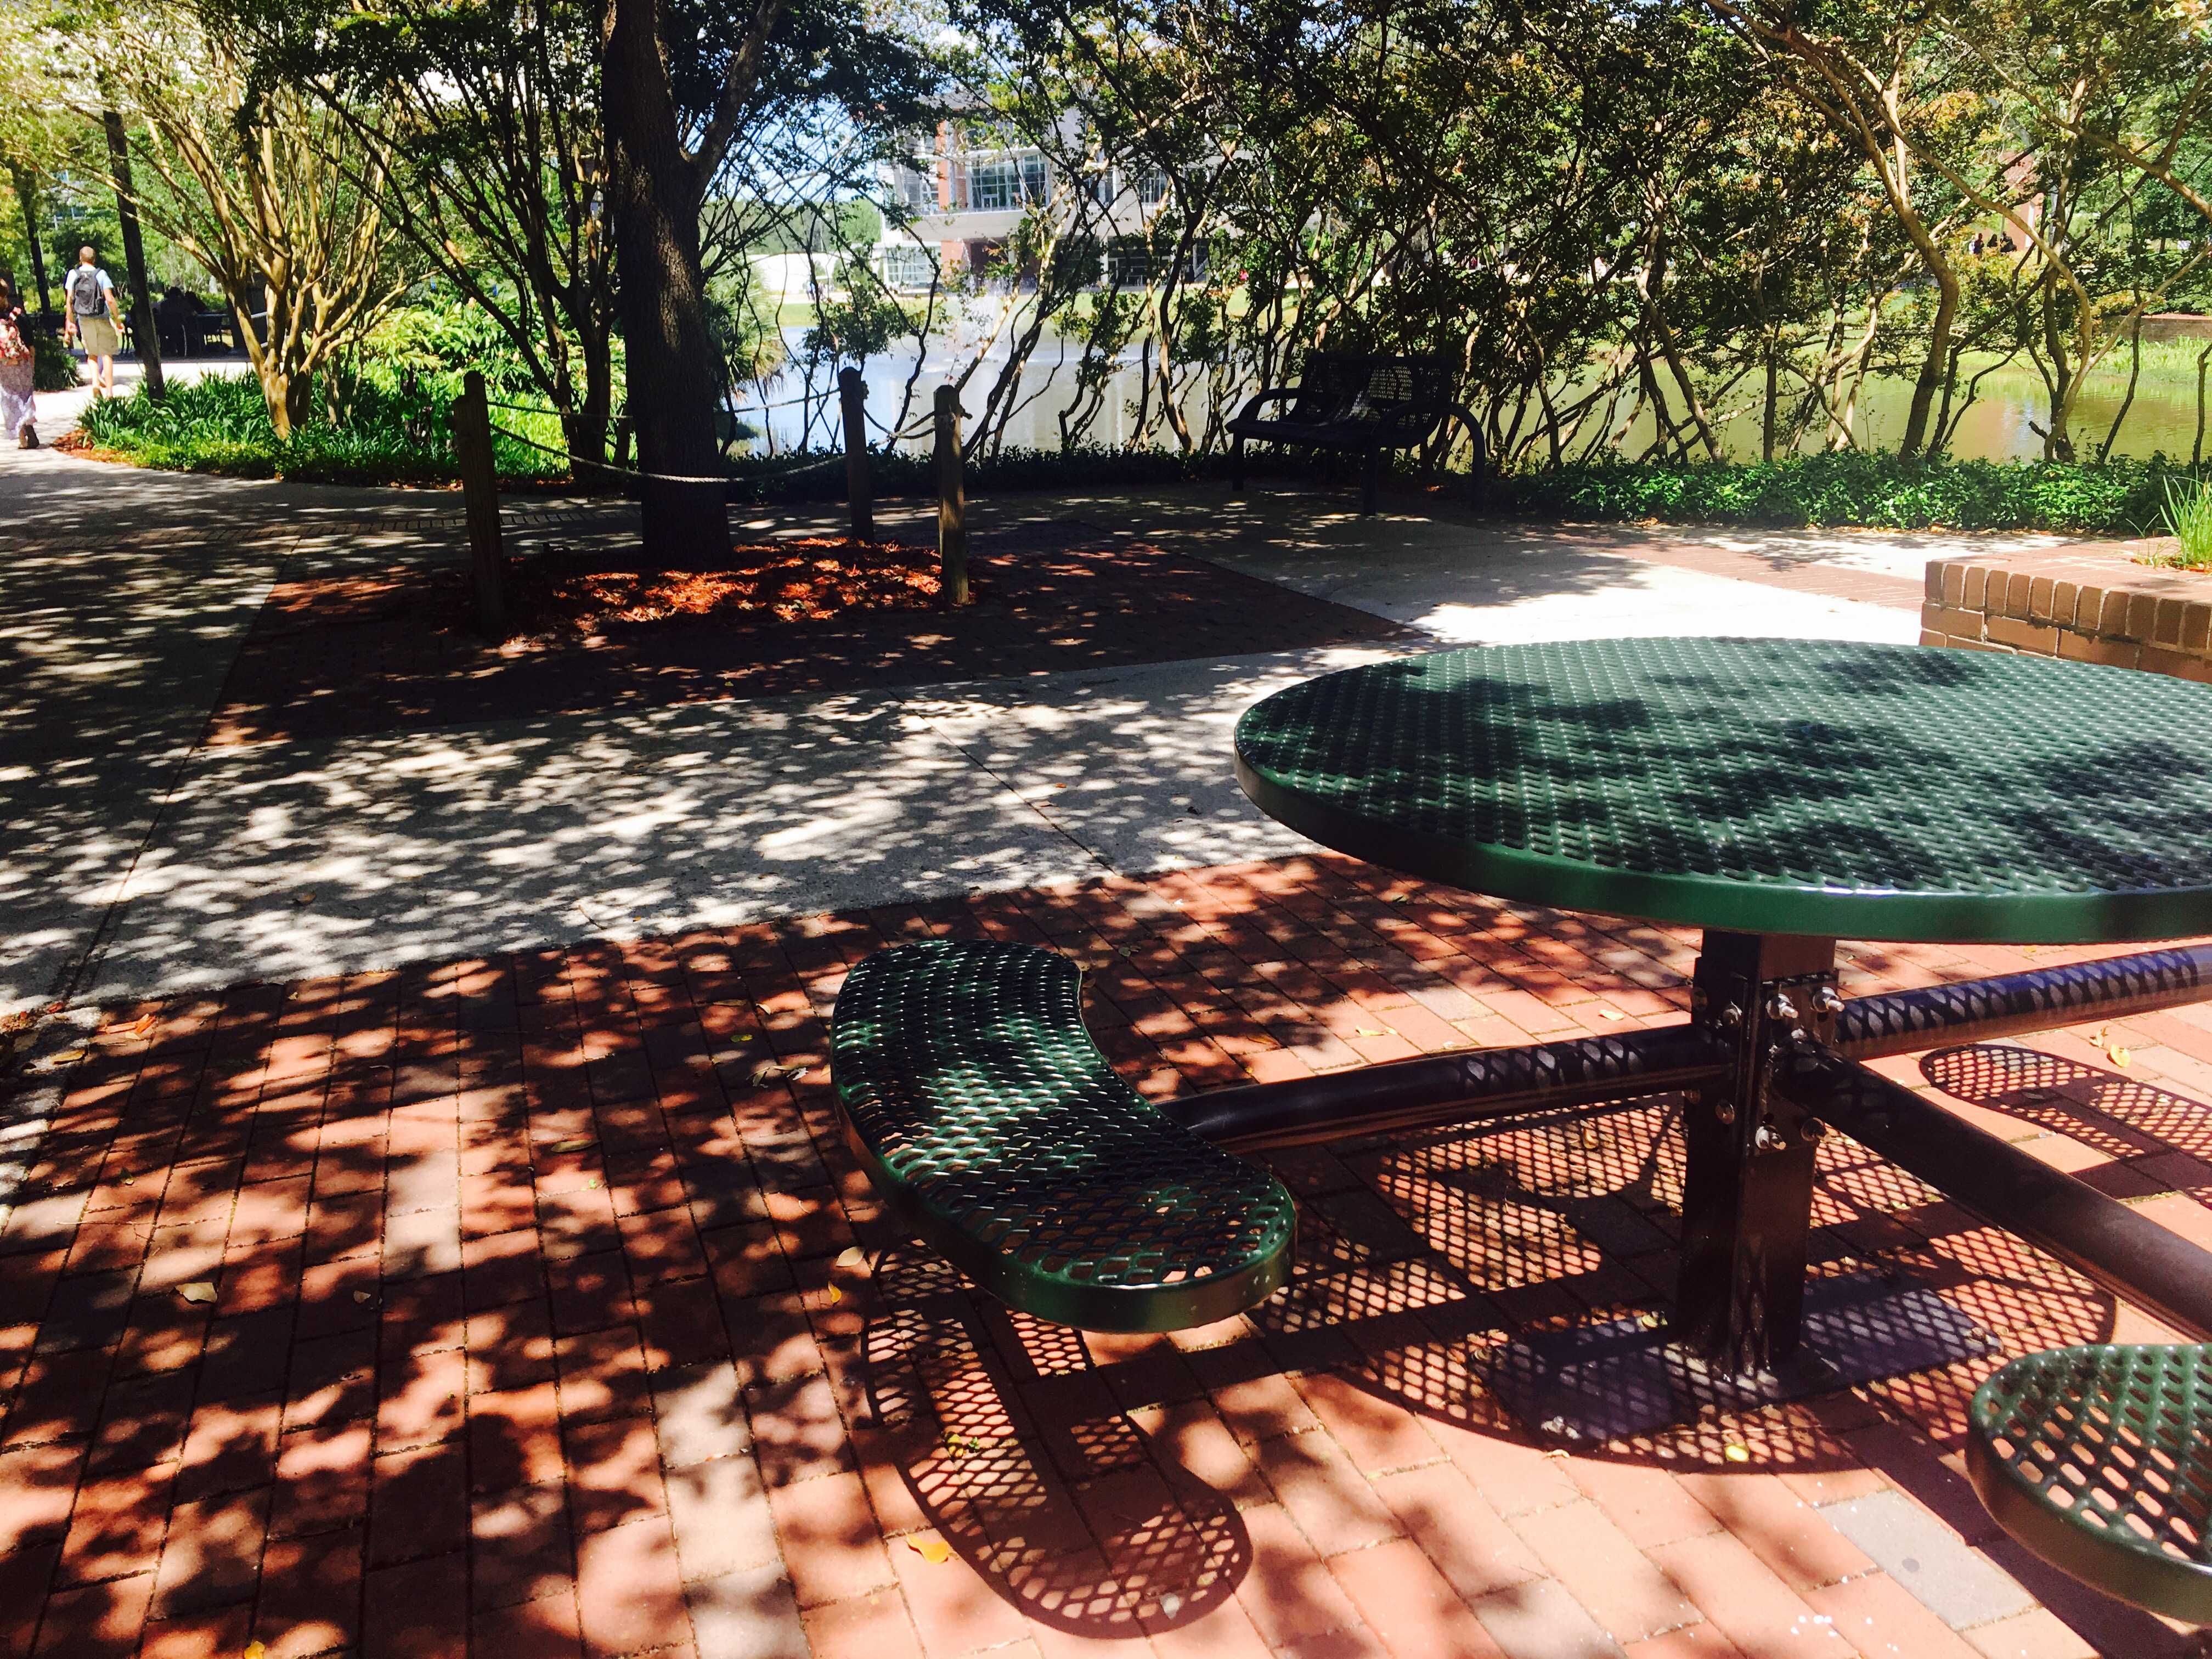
[204,518,1412,746]
[509,537,953,630]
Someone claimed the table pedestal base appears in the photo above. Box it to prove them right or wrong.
[1484,1271,1997,1444]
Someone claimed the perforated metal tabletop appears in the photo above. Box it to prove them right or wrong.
[1234,637,2212,943]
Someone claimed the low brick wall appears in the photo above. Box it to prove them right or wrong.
[1922,550,2212,683]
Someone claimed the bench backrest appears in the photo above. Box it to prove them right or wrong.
[1284,352,1453,427]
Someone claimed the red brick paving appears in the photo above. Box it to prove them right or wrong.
[2,853,2208,1656]
[202,524,1410,748]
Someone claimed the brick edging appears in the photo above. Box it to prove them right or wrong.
[1922,558,2212,681]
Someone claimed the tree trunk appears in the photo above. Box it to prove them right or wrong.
[567,328,615,481]
[603,0,726,565]
[1897,261,1956,459]
[103,110,164,402]
[11,167,49,314]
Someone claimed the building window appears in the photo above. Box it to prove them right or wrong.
[1107,236,1152,287]
[957,153,1047,212]
[889,165,935,210]
[878,244,935,291]
[1136,169,1169,207]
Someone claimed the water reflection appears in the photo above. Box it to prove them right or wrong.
[737,330,2212,465]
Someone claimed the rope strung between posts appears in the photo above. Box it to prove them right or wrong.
[484,419,848,487]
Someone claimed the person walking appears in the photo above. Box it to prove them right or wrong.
[0,278,37,448]
[63,246,122,396]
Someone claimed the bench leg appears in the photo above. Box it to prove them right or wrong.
[1360,449,1381,514]
[1231,435,1245,493]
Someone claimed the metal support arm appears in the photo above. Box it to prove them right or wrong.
[1777,1045,2212,1341]
[1173,1024,1726,1154]
[1836,944,2212,1060]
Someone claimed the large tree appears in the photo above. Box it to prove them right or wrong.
[602,0,934,556]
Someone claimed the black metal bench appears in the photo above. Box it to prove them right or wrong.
[1227,351,1483,513]
[1967,1342,2212,1621]
[829,939,1296,1333]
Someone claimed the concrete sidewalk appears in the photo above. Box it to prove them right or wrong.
[2,436,2074,1015]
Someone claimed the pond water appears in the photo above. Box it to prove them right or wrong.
[735,332,2212,465]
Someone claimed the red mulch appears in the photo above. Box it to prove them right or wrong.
[509,539,958,631]
[203,520,1410,747]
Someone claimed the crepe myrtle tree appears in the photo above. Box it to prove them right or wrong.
[602,0,936,558]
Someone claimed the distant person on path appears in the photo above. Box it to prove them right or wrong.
[0,278,37,448]
[64,247,122,396]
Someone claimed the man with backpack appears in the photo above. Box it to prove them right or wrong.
[64,246,122,396]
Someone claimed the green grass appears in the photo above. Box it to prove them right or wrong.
[2159,476,2212,567]
[75,370,568,486]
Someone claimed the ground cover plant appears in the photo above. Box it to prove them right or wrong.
[66,370,566,483]
[730,443,2209,534]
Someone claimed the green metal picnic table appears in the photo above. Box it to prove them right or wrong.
[1218,637,2212,1420]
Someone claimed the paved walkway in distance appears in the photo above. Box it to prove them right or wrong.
[0,436,2063,1017]
[1,437,2177,1659]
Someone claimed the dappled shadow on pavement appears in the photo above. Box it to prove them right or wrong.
[202,521,1410,747]
[3,853,2207,1654]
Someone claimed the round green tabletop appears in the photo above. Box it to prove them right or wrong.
[1233,637,2212,944]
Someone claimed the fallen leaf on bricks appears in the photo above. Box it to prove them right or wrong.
[1724,1442,1750,1463]
[2108,1045,2132,1069]
[833,1247,868,1272]
[550,1137,594,1154]
[178,1282,217,1305]
[907,1535,952,1564]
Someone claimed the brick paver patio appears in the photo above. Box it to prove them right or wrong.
[4,852,2206,1658]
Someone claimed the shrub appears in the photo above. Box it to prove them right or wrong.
[32,329,78,393]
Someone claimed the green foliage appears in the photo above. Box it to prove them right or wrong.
[31,327,74,392]
[74,366,564,484]
[2160,477,2212,568]
[366,301,546,399]
[728,441,2204,535]
[1497,451,2208,534]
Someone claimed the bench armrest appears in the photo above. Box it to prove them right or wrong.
[1229,387,1300,427]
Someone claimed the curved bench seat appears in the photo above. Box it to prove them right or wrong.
[830,939,1296,1333]
[1968,1342,2212,1623]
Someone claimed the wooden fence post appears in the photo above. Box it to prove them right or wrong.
[935,385,968,607]
[455,370,508,639]
[839,368,874,544]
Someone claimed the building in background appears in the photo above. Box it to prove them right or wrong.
[875,123,1172,292]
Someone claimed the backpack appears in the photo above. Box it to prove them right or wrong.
[69,267,108,319]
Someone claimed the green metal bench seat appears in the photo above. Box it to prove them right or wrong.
[1967,1343,2212,1622]
[829,939,1296,1333]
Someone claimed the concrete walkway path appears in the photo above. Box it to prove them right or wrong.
[1,424,2069,1014]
